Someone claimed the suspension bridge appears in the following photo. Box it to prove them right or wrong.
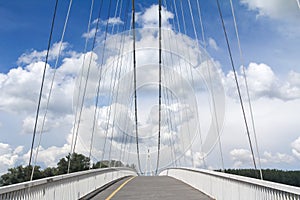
[0,0,300,199]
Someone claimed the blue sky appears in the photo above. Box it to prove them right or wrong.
[0,0,298,75]
[0,0,298,70]
[0,0,300,174]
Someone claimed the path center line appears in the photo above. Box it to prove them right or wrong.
[105,176,136,200]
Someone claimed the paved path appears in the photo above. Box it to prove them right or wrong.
[90,176,213,200]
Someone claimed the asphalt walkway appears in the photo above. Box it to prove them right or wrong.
[90,176,213,200]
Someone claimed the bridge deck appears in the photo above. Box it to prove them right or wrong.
[90,176,213,200]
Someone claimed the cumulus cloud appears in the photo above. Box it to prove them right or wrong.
[82,28,97,39]
[136,4,174,28]
[230,148,253,167]
[0,62,50,113]
[240,0,300,37]
[22,144,70,167]
[0,143,23,174]
[230,148,295,168]
[291,137,300,159]
[1,3,300,174]
[240,0,300,20]
[17,42,70,65]
[262,151,295,164]
[225,62,300,101]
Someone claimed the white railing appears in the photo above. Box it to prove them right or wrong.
[160,168,300,200]
[0,167,137,200]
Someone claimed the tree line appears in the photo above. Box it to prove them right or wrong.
[0,153,135,186]
[217,169,300,187]
[1,155,299,187]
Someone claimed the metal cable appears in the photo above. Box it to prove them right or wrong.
[88,0,111,168]
[68,0,105,173]
[108,0,135,168]
[132,0,143,175]
[229,0,263,179]
[70,0,97,170]
[83,0,99,168]
[215,0,258,171]
[162,0,179,167]
[195,0,220,170]
[178,0,197,168]
[107,0,128,168]
[31,0,73,180]
[155,0,162,175]
[28,0,59,172]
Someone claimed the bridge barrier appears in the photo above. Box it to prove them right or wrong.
[160,168,300,200]
[0,167,137,200]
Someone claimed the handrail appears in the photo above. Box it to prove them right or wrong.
[160,167,300,200]
[0,167,137,200]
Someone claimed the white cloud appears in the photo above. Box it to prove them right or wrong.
[291,137,300,159]
[83,17,124,39]
[262,151,295,164]
[0,143,23,174]
[0,62,50,113]
[230,148,253,167]
[1,4,300,174]
[107,17,123,25]
[136,4,174,28]
[17,42,70,65]
[240,0,300,37]
[288,70,300,87]
[225,62,300,100]
[0,48,97,115]
[230,148,295,168]
[208,37,219,51]
[21,114,64,134]
[82,28,97,39]
[93,17,124,26]
[240,0,300,20]
[23,144,70,167]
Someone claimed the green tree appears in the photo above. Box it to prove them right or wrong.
[92,161,108,169]
[92,160,124,169]
[43,167,58,177]
[57,153,90,174]
[0,165,43,186]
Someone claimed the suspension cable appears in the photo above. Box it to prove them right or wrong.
[100,0,121,167]
[81,0,97,168]
[229,0,263,179]
[87,0,109,168]
[132,0,143,175]
[155,0,162,175]
[118,6,133,166]
[68,0,104,173]
[107,0,128,168]
[28,0,59,172]
[171,0,187,165]
[195,0,221,170]
[187,0,210,169]
[30,0,73,180]
[71,0,98,169]
[215,0,258,172]
[179,0,196,168]
[162,0,181,168]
